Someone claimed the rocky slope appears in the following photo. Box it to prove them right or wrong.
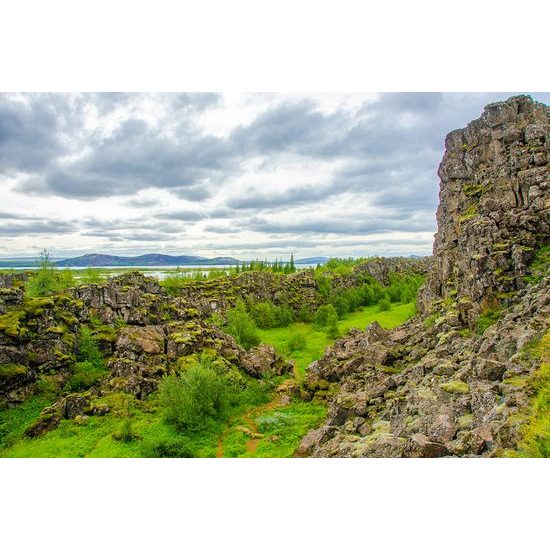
[298,95,549,457]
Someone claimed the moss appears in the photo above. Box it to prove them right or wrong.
[503,376,528,388]
[462,183,484,197]
[22,296,54,316]
[46,325,66,335]
[459,204,478,222]
[523,244,550,284]
[0,363,29,379]
[440,380,470,394]
[476,307,502,335]
[493,241,511,251]
[516,331,550,457]
[458,413,473,429]
[58,311,78,327]
[423,313,438,328]
[0,309,26,339]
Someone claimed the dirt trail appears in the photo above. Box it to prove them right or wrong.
[216,396,283,458]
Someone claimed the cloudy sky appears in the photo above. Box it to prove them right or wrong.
[1,92,548,260]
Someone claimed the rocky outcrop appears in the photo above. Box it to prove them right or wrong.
[419,95,549,327]
[299,95,549,458]
[241,344,293,377]
[354,257,432,286]
[300,275,549,457]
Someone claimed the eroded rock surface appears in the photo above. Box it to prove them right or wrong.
[299,95,549,458]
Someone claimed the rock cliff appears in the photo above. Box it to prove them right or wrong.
[419,95,549,326]
[299,95,549,457]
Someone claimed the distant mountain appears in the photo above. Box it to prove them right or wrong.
[54,253,242,267]
[0,253,331,268]
[294,256,329,265]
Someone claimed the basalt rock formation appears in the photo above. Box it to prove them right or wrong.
[419,95,549,326]
[298,95,549,458]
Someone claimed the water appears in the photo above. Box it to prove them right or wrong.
[6,263,320,281]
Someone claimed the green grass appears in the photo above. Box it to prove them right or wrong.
[250,402,327,457]
[258,302,415,378]
[0,395,52,451]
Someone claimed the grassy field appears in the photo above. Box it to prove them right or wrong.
[258,301,415,378]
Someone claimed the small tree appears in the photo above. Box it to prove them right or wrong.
[288,332,307,352]
[314,304,338,328]
[26,248,59,297]
[159,360,229,432]
[325,307,340,339]
[226,300,260,350]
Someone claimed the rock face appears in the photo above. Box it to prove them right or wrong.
[299,95,549,458]
[419,95,549,327]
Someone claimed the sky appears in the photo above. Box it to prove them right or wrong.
[1,92,548,260]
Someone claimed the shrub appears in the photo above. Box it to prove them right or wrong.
[113,417,136,443]
[314,304,338,328]
[26,249,75,297]
[76,327,103,366]
[378,298,391,312]
[326,311,340,340]
[159,361,229,432]
[65,327,106,391]
[226,300,260,350]
[250,301,277,328]
[288,332,307,352]
[274,303,294,327]
[297,304,312,322]
[140,435,195,457]
[81,267,103,284]
[65,360,106,392]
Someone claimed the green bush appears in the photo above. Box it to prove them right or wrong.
[65,327,106,392]
[250,301,277,328]
[65,360,106,392]
[81,267,103,284]
[250,300,295,329]
[226,300,260,350]
[326,307,340,339]
[76,327,103,366]
[378,298,391,312]
[314,304,338,328]
[25,249,75,297]
[112,417,136,443]
[297,304,312,322]
[140,434,195,457]
[288,332,307,352]
[159,360,229,432]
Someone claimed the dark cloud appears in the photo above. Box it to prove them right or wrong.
[0,94,72,173]
[226,183,337,210]
[155,209,206,221]
[0,220,77,236]
[122,197,162,208]
[246,214,434,236]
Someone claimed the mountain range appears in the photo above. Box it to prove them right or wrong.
[0,253,330,268]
